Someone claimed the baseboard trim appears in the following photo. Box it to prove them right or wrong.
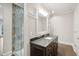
[59,41,73,46]
[3,51,12,56]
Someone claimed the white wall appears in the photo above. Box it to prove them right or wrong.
[73,4,79,55]
[24,4,30,56]
[2,4,12,56]
[49,13,74,45]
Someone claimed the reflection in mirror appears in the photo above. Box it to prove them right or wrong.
[0,4,3,56]
[37,13,48,35]
[38,14,47,32]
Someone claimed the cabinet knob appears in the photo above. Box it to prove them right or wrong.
[52,45,53,47]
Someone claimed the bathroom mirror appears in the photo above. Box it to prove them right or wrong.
[37,12,48,36]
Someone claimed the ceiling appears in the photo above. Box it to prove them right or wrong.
[14,3,77,15]
[42,3,77,15]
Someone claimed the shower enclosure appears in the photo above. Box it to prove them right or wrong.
[12,4,24,56]
[0,5,3,56]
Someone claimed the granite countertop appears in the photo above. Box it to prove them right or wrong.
[31,35,57,47]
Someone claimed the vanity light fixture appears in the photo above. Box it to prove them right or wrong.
[38,7,48,17]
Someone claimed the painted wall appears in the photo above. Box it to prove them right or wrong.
[73,4,79,55]
[49,13,74,45]
[24,4,30,56]
[2,4,12,55]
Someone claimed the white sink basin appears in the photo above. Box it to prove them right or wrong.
[45,37,52,40]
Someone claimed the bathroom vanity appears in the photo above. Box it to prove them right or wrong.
[30,35,58,56]
[28,4,58,56]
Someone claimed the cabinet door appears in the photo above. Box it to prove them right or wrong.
[53,37,58,56]
[46,43,53,56]
[47,47,52,56]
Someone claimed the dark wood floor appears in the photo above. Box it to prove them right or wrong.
[57,43,76,56]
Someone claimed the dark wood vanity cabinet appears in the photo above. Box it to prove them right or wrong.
[46,42,54,56]
[53,38,58,56]
[30,37,58,56]
[30,44,46,56]
[46,38,58,56]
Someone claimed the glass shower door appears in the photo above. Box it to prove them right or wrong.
[12,4,24,56]
[0,6,3,56]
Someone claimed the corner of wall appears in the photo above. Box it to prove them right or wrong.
[72,44,78,56]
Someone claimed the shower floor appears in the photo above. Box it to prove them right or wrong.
[13,48,24,56]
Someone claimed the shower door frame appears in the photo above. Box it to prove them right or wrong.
[12,4,24,56]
